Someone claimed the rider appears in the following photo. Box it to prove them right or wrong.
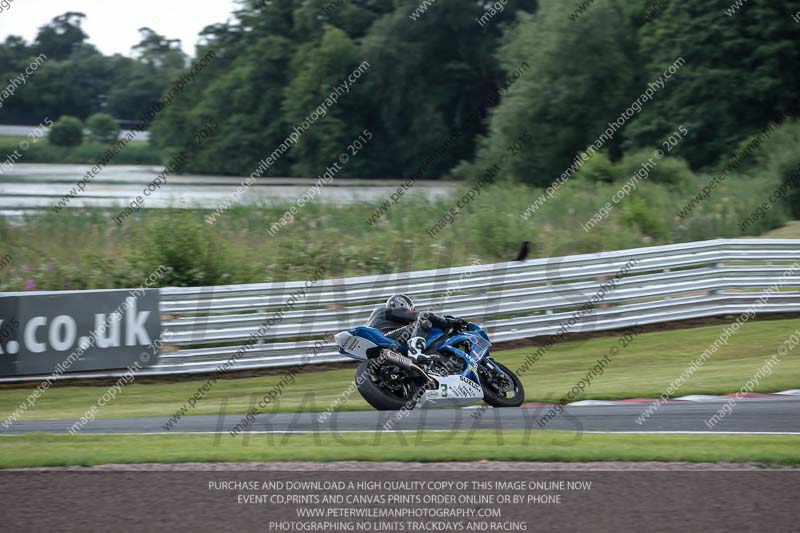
[367,294,468,361]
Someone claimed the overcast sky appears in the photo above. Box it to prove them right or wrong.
[0,0,238,57]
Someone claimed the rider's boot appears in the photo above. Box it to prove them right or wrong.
[407,336,427,362]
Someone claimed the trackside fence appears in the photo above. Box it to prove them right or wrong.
[3,238,799,382]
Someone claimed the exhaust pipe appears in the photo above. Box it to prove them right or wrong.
[380,349,434,383]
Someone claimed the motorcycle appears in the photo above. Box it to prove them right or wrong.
[334,319,525,411]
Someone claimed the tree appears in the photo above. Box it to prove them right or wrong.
[151,34,296,176]
[282,25,364,176]
[150,0,537,178]
[293,0,392,40]
[132,27,187,75]
[104,57,168,122]
[16,47,112,121]
[34,12,89,60]
[48,116,84,146]
[353,0,537,179]
[86,113,120,143]
[625,1,800,168]
[0,14,183,125]
[463,0,638,186]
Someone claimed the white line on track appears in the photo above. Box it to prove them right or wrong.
[2,430,799,436]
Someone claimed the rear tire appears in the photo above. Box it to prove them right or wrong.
[356,360,423,411]
[480,361,525,408]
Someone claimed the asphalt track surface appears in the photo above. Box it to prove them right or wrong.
[2,397,798,435]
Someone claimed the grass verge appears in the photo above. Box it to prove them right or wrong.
[0,432,798,468]
[1,317,798,422]
[762,221,800,239]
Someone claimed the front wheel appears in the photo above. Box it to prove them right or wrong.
[480,361,525,407]
[356,359,424,411]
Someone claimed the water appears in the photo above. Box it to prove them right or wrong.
[0,164,457,216]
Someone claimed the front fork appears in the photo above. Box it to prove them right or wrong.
[480,358,513,391]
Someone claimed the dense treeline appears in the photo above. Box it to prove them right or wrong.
[155,0,800,183]
[1,0,799,187]
[151,0,538,178]
[0,12,186,126]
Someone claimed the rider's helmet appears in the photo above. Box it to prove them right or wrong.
[385,294,415,312]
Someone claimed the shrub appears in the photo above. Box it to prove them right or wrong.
[620,197,669,240]
[131,211,243,287]
[576,151,616,183]
[86,113,120,144]
[48,116,84,147]
[747,120,800,173]
[617,149,695,188]
[747,120,800,217]
[776,158,800,218]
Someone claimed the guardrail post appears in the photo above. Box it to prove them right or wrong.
[709,262,724,295]
[257,309,265,345]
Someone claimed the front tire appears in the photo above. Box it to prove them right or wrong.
[480,361,525,407]
[356,359,423,411]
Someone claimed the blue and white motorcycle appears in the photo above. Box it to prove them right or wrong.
[335,320,525,411]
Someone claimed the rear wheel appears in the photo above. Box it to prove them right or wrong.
[479,360,525,407]
[356,359,425,411]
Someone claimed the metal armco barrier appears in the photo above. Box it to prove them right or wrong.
[2,238,799,382]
